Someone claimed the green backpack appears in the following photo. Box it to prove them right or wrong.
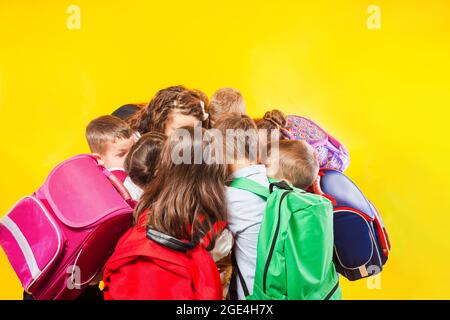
[230,178,342,300]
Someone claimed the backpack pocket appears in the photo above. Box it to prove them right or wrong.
[58,214,132,300]
[333,207,383,280]
[0,196,64,292]
[40,155,131,228]
[319,143,351,172]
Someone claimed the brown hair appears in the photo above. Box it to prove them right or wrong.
[127,86,206,135]
[192,88,209,109]
[192,88,212,129]
[124,132,166,188]
[135,126,227,249]
[255,109,287,132]
[214,113,258,163]
[209,88,246,127]
[270,140,319,190]
[85,115,134,154]
[255,109,288,161]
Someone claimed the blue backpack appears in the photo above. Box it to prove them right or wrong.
[318,169,391,281]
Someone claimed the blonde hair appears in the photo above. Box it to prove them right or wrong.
[209,88,246,127]
[85,115,134,154]
[271,140,319,190]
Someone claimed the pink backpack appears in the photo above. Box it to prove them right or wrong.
[283,115,350,172]
[0,154,134,300]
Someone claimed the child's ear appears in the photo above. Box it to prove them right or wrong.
[92,153,105,166]
[311,175,323,195]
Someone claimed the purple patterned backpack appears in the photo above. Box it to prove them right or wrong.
[283,115,350,172]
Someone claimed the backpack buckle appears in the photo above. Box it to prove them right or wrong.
[269,181,293,193]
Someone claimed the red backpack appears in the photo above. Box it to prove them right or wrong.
[103,213,222,300]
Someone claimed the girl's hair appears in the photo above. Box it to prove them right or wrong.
[254,110,288,163]
[127,86,207,135]
[192,88,210,109]
[134,126,227,250]
[255,109,287,132]
[255,109,290,143]
[124,132,166,188]
[192,88,212,129]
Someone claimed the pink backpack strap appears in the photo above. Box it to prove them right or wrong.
[102,168,132,203]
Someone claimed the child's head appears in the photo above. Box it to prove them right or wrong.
[266,140,319,190]
[214,113,259,171]
[111,103,146,121]
[255,109,286,131]
[209,88,246,127]
[192,88,211,129]
[85,115,135,169]
[255,109,289,163]
[192,88,210,109]
[135,126,227,249]
[127,86,207,136]
[124,132,166,189]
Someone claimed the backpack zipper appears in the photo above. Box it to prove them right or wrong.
[263,190,291,293]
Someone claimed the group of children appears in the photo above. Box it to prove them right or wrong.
[81,85,337,300]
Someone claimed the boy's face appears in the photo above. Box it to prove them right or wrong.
[99,136,135,169]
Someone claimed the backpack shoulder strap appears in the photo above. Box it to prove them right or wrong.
[229,177,270,199]
[231,252,250,298]
[146,228,196,253]
[230,177,297,199]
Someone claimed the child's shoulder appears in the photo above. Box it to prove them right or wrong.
[225,182,266,202]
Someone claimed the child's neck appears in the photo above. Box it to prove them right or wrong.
[228,159,258,174]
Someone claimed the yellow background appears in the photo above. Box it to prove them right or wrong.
[1,0,449,299]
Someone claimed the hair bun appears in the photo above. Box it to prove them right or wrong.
[263,109,287,128]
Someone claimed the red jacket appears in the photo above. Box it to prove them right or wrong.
[103,212,222,300]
